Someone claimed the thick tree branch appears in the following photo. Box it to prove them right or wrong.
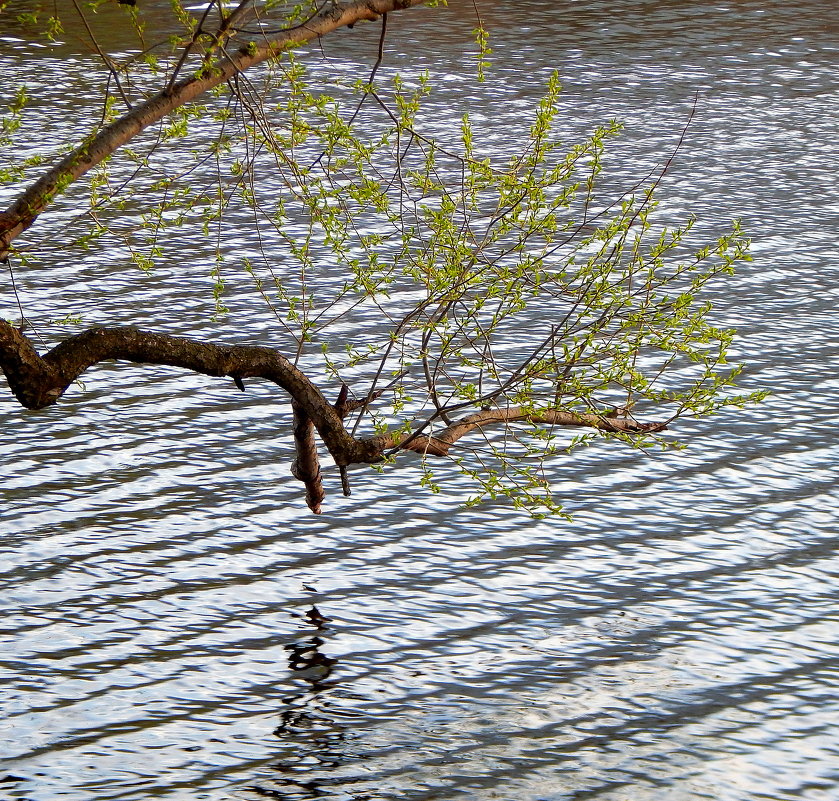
[0,321,381,466]
[290,399,325,513]
[0,0,425,260]
[0,323,668,509]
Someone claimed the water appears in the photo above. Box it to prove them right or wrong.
[2,2,839,799]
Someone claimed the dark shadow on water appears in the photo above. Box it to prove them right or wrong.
[246,593,351,800]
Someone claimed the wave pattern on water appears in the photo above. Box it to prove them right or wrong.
[2,1,839,799]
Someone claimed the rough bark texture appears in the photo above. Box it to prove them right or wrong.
[0,0,425,260]
[0,322,667,509]
[290,399,325,514]
[0,321,381,466]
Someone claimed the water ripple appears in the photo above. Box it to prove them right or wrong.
[3,1,839,799]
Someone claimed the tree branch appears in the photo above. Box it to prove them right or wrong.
[0,0,426,260]
[290,398,325,513]
[0,323,668,509]
[0,321,381,467]
[370,406,667,457]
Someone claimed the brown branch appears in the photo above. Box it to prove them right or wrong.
[290,399,324,513]
[0,0,426,260]
[0,321,381,467]
[370,406,668,457]
[0,323,668,510]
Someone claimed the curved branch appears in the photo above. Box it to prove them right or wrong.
[0,321,381,466]
[0,0,426,259]
[370,407,668,457]
[0,323,668,510]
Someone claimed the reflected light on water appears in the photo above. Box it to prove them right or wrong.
[2,1,839,799]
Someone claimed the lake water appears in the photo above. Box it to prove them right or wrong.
[1,2,839,799]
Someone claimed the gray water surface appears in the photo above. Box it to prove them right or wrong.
[2,2,839,799]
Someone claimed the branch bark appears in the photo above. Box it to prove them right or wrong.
[0,323,668,508]
[0,0,426,260]
[290,399,325,514]
[0,321,381,466]
[370,406,667,457]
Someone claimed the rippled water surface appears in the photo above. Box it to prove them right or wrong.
[2,2,839,799]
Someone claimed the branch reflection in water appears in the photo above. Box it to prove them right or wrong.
[247,589,346,799]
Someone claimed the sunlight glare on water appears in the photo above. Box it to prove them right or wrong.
[2,1,839,799]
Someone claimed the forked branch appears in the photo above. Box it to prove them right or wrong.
[0,322,668,511]
[0,0,426,260]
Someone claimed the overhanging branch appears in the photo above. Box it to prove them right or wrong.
[0,320,380,467]
[0,322,669,510]
[371,406,667,457]
[0,0,426,260]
